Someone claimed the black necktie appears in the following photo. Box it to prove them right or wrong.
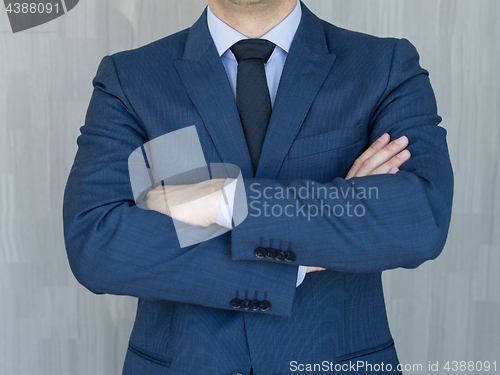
[230,39,276,172]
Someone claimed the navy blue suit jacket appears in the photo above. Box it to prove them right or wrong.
[63,3,453,374]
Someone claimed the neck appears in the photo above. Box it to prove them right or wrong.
[208,0,297,38]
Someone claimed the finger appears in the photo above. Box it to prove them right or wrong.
[353,136,408,178]
[145,187,171,216]
[389,167,399,174]
[370,150,410,175]
[306,267,326,273]
[345,133,390,180]
[161,185,171,214]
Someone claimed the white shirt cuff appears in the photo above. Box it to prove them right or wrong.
[296,266,307,287]
[215,178,237,229]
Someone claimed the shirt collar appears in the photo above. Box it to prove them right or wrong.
[207,0,302,58]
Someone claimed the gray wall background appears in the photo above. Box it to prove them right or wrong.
[0,0,498,374]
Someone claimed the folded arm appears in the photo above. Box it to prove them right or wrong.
[63,56,298,317]
[230,39,453,272]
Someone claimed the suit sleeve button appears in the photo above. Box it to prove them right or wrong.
[265,247,276,259]
[275,250,285,261]
[254,247,266,258]
[284,251,296,262]
[241,299,251,310]
[249,300,260,310]
[258,300,271,312]
[230,298,242,309]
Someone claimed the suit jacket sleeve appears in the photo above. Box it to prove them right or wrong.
[63,55,298,317]
[230,38,454,272]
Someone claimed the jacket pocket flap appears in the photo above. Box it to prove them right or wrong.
[337,338,394,362]
[288,124,364,159]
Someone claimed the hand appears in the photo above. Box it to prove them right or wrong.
[306,267,326,273]
[145,179,226,228]
[345,133,411,180]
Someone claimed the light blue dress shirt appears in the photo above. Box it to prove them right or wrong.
[207,1,302,107]
[207,1,307,287]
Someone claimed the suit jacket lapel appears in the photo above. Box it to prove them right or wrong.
[175,4,337,180]
[256,3,337,179]
[174,9,254,178]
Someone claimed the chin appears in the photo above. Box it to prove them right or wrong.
[227,0,273,6]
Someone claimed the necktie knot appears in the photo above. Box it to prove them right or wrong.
[230,39,276,64]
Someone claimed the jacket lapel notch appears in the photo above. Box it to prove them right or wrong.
[174,9,254,178]
[255,3,337,179]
